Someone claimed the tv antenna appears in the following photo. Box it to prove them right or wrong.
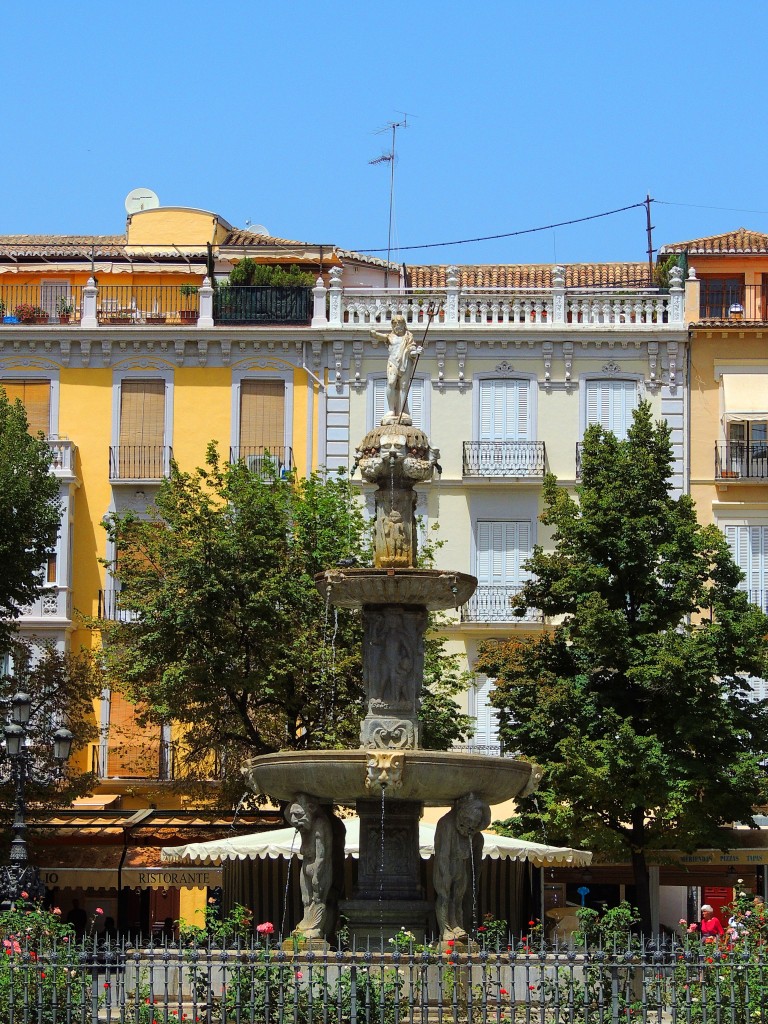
[369,115,409,286]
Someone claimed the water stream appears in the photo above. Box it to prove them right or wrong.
[468,835,478,933]
[329,608,339,721]
[280,829,298,937]
[229,791,250,832]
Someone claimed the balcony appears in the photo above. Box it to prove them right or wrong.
[96,284,199,325]
[463,441,546,478]
[46,437,77,477]
[229,445,293,477]
[699,284,768,322]
[109,445,172,482]
[460,584,542,623]
[715,442,768,480]
[98,586,139,623]
[0,283,84,324]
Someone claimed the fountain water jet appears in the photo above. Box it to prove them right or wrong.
[242,339,539,948]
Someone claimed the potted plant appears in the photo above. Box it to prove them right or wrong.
[56,296,74,324]
[14,303,48,324]
[178,283,198,323]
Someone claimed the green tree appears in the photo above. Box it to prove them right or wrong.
[478,402,768,935]
[0,640,102,832]
[98,445,471,800]
[0,387,61,649]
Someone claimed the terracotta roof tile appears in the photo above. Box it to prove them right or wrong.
[659,228,768,255]
[407,262,651,289]
[0,234,126,258]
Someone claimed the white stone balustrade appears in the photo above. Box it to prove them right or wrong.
[46,437,77,476]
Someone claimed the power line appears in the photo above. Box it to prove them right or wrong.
[352,201,647,255]
[656,199,768,216]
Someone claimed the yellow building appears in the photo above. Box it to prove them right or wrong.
[659,229,768,633]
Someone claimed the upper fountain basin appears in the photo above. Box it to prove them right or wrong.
[242,749,537,807]
[316,568,477,611]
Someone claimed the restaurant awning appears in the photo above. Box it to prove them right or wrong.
[35,845,123,891]
[161,819,592,868]
[722,374,768,421]
[121,847,222,889]
[32,845,222,890]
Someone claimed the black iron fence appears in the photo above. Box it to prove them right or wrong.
[214,285,311,325]
[463,441,546,477]
[109,445,173,480]
[230,445,294,477]
[3,936,768,1023]
[715,441,768,480]
[97,284,200,324]
[0,283,84,324]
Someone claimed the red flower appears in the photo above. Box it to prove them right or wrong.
[500,988,509,996]
[40,973,46,979]
[528,920,536,927]
[104,983,111,989]
[477,926,487,932]
[528,984,536,991]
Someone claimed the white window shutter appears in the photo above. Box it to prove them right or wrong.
[479,379,528,441]
[372,378,387,427]
[586,379,637,438]
[472,675,500,750]
[407,378,425,430]
[476,520,531,586]
[476,522,492,583]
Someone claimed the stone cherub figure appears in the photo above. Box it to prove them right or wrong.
[285,793,336,940]
[433,792,492,942]
[370,314,421,424]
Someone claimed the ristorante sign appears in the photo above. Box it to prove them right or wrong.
[121,866,222,889]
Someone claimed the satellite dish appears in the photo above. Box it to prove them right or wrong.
[249,224,270,237]
[125,188,160,214]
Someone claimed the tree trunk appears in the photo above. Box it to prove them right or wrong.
[630,847,652,938]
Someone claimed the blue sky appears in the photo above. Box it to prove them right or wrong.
[5,0,768,267]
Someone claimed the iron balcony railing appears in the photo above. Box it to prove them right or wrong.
[214,285,312,325]
[97,284,199,324]
[0,282,84,323]
[715,441,768,480]
[463,440,546,477]
[461,584,542,623]
[98,586,139,623]
[90,737,176,781]
[230,445,294,477]
[109,445,172,481]
[4,938,768,1023]
[700,282,768,321]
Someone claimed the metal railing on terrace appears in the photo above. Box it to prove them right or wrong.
[97,284,199,325]
[463,441,546,477]
[715,441,768,480]
[98,586,139,623]
[4,937,768,1024]
[214,285,311,325]
[461,584,542,623]
[109,444,173,481]
[230,445,294,477]
[700,283,768,321]
[0,282,84,323]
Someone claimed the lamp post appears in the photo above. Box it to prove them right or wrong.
[0,691,73,910]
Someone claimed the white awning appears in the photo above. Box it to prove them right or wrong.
[161,819,591,868]
[722,374,768,421]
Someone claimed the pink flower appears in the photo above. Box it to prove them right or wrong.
[295,970,303,979]
[20,891,28,899]
[53,908,62,916]
[256,921,275,935]
[95,908,104,915]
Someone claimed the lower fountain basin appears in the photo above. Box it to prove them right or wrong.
[316,568,477,611]
[242,749,536,806]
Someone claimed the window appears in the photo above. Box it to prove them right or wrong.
[116,379,166,478]
[239,379,285,452]
[725,525,768,612]
[700,276,744,319]
[106,691,161,778]
[466,520,532,621]
[0,379,51,435]
[478,378,529,441]
[585,379,637,439]
[46,554,57,585]
[469,675,501,754]
[40,279,71,323]
[372,376,425,430]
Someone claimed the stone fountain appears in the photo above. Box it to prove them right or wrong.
[242,319,539,948]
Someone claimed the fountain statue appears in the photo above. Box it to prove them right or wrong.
[242,329,539,947]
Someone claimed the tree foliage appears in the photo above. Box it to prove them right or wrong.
[99,446,471,799]
[478,402,768,933]
[0,640,101,833]
[0,387,61,649]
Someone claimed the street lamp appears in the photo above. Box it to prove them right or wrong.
[0,691,73,910]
